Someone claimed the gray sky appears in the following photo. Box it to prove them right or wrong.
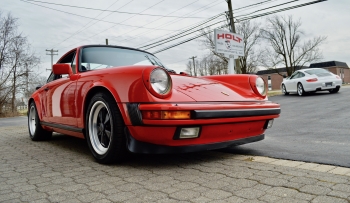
[2,0,349,77]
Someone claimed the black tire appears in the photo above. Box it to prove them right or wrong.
[281,84,289,95]
[297,83,305,96]
[28,102,52,141]
[329,87,340,93]
[85,92,127,164]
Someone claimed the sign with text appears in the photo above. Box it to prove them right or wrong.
[214,29,244,56]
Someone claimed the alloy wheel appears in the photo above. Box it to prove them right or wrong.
[88,101,112,155]
[28,105,37,136]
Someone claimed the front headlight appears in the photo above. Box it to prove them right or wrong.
[143,67,172,98]
[249,76,267,98]
[150,68,171,94]
[256,77,266,96]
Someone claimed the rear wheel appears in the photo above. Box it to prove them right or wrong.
[297,83,305,96]
[281,84,289,95]
[28,102,52,141]
[329,86,340,93]
[85,92,127,164]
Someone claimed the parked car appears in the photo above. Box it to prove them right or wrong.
[281,68,342,96]
[28,45,280,164]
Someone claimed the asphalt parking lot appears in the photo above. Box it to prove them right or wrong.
[1,124,350,202]
[225,86,350,168]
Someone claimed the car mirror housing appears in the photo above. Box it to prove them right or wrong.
[52,64,73,75]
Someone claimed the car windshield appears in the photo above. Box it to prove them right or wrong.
[81,47,168,71]
[305,69,330,75]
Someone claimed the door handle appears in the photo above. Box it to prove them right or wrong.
[44,87,49,91]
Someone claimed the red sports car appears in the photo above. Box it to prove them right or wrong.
[28,45,280,164]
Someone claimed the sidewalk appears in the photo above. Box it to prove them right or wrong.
[1,125,350,202]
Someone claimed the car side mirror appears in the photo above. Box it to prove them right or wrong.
[35,85,42,90]
[52,64,73,75]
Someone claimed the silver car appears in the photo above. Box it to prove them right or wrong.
[281,68,342,96]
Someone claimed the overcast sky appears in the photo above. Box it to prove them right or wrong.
[2,0,349,77]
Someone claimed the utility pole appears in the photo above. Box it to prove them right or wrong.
[226,0,236,33]
[189,56,197,76]
[46,49,58,71]
[226,0,241,74]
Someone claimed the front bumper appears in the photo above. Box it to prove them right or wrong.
[125,127,265,154]
[124,102,280,150]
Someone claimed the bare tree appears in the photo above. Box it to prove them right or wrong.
[260,15,326,76]
[236,20,261,74]
[0,11,41,115]
[185,60,194,76]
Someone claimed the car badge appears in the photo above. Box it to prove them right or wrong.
[221,91,229,96]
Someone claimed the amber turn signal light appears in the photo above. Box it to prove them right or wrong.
[142,110,191,120]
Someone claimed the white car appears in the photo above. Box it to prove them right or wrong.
[281,68,342,96]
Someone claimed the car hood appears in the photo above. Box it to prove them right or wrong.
[171,75,257,102]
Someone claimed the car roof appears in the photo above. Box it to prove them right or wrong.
[298,68,323,72]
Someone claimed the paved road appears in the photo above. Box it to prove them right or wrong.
[0,116,27,127]
[225,86,350,168]
[1,125,350,202]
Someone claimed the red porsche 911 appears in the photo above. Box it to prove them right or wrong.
[28,45,280,164]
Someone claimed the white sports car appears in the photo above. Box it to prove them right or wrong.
[281,68,342,96]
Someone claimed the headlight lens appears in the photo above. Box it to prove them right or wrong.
[256,77,266,96]
[150,68,171,94]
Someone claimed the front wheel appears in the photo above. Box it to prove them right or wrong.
[28,102,52,141]
[297,83,305,96]
[281,84,289,95]
[85,92,127,164]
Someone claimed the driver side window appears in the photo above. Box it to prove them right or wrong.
[48,50,76,81]
[290,72,300,79]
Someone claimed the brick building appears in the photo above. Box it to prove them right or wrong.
[256,61,350,90]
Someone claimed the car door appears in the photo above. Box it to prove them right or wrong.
[287,72,301,92]
[45,51,79,127]
[37,73,55,123]
[285,71,298,92]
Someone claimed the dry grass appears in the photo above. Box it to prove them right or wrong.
[0,109,27,118]
[268,90,283,97]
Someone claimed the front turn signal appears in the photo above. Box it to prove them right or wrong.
[142,110,191,120]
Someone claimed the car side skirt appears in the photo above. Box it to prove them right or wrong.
[125,127,264,154]
[41,121,83,133]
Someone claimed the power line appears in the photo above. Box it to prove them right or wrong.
[152,0,327,54]
[237,0,328,22]
[21,0,176,31]
[23,0,205,19]
[235,0,301,18]
[233,0,275,11]
[52,0,122,48]
[133,0,224,48]
[59,0,169,49]
[153,24,228,54]
[108,0,201,43]
[142,19,227,50]
[136,0,281,50]
[139,13,224,49]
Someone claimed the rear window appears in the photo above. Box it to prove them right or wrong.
[305,69,330,75]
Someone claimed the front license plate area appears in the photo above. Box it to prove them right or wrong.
[325,82,332,87]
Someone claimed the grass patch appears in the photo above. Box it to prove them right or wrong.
[268,90,282,97]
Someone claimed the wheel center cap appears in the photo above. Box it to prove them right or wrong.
[100,123,105,131]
